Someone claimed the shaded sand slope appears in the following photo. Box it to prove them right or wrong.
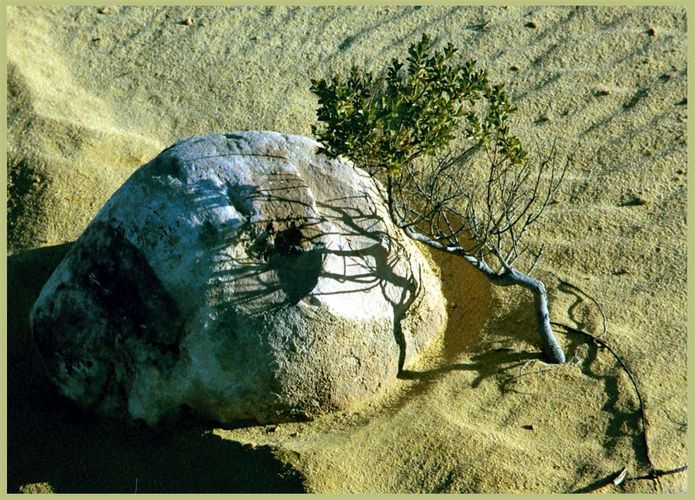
[6,5,687,493]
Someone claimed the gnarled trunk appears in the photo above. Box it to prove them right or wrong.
[402,228,567,364]
[484,267,565,364]
[512,272,566,364]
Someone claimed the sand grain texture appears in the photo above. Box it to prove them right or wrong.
[6,5,687,493]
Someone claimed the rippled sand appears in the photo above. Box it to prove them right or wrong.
[6,5,687,493]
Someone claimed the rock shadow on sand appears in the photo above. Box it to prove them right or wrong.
[7,244,307,493]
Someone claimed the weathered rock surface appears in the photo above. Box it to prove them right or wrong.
[30,131,447,425]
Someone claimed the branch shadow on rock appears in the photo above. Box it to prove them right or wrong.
[185,173,422,373]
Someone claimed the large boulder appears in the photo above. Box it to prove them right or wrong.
[30,131,447,425]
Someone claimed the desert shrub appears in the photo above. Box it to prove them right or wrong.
[311,33,566,364]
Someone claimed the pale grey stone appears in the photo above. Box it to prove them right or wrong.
[30,131,447,425]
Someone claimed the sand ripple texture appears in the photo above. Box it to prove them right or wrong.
[7,5,687,493]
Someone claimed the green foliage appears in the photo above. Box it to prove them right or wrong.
[310,33,527,177]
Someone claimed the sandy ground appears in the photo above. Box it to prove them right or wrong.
[6,5,687,493]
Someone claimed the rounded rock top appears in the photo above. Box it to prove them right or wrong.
[30,131,447,425]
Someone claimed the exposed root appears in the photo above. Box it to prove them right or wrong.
[550,279,687,491]
[626,465,688,482]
